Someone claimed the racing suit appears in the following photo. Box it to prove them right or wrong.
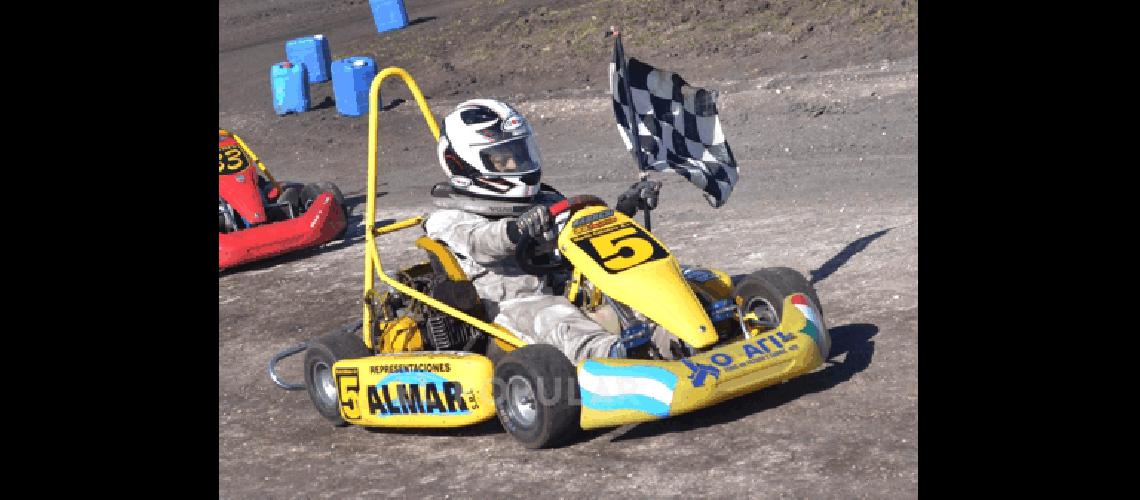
[423,209,622,363]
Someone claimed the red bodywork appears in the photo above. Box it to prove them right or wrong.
[219,134,346,270]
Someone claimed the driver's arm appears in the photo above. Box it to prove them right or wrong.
[424,210,519,263]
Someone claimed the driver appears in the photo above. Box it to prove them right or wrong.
[423,99,659,363]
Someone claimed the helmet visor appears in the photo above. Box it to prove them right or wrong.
[478,138,541,173]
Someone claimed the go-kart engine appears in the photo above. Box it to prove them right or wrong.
[423,279,484,351]
[423,311,479,351]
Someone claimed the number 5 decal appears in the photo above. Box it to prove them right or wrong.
[576,223,668,273]
[335,368,362,421]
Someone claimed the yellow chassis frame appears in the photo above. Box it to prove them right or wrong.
[361,67,528,351]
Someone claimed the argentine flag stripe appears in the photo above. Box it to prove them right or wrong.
[581,391,671,417]
[794,303,822,345]
[579,360,677,417]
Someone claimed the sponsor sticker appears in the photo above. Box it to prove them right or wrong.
[680,331,799,387]
[571,222,668,273]
[502,115,524,131]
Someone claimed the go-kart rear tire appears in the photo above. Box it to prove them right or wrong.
[278,186,302,217]
[493,344,581,449]
[303,323,370,426]
[302,182,345,208]
[735,267,829,359]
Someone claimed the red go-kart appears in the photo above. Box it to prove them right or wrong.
[219,129,348,270]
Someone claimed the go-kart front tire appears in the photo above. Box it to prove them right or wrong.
[735,267,830,359]
[493,344,580,449]
[303,323,370,426]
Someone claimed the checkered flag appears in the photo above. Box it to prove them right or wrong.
[609,32,739,208]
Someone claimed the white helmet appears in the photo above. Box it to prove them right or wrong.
[437,99,543,200]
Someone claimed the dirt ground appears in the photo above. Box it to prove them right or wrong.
[219,0,917,497]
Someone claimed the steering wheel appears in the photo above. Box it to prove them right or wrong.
[515,195,608,275]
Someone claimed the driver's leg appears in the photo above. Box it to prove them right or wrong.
[493,295,621,364]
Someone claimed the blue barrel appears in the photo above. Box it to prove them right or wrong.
[270,61,310,115]
[331,57,378,117]
[285,35,331,83]
[369,0,408,33]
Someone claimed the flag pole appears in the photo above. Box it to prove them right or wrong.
[609,26,653,231]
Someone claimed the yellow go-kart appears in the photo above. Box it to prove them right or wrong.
[269,68,831,449]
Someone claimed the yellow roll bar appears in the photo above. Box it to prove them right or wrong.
[362,67,526,350]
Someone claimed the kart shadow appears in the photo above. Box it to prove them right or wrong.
[606,322,878,443]
[362,417,505,438]
[340,193,403,241]
[217,194,389,277]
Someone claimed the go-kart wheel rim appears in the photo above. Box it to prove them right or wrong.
[312,361,337,408]
[744,297,780,330]
[506,375,538,429]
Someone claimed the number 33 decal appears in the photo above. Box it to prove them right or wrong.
[218,147,248,175]
[575,224,667,273]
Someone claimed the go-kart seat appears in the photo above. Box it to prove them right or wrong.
[414,236,487,320]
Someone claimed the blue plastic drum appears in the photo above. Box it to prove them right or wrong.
[270,61,310,115]
[369,0,408,33]
[285,35,332,83]
[331,57,378,117]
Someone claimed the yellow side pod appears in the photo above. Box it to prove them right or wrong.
[577,294,826,429]
[333,352,497,427]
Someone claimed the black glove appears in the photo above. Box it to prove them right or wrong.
[515,204,554,242]
[615,180,662,216]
